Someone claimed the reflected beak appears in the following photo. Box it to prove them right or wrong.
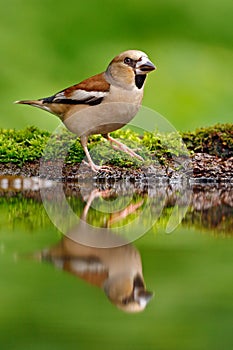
[136,57,156,74]
[134,288,154,308]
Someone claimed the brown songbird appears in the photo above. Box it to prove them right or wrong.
[15,50,156,171]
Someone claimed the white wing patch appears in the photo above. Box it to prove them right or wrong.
[53,89,107,104]
[70,90,107,100]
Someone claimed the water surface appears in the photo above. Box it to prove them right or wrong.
[0,176,232,350]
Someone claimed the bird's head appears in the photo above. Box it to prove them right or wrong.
[104,273,154,313]
[105,49,156,90]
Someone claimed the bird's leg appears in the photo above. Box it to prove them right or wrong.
[80,136,110,172]
[80,135,101,172]
[104,134,144,161]
[81,189,111,221]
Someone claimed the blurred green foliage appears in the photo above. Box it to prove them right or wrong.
[0,0,232,132]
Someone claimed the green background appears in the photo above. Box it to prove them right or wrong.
[1,0,232,132]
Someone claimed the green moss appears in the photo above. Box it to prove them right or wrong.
[88,130,147,168]
[42,128,85,163]
[0,126,50,165]
[0,123,232,167]
[142,130,189,165]
[182,123,233,158]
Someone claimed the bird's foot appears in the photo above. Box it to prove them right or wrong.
[82,160,111,173]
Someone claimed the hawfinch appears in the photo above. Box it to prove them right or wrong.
[15,50,156,171]
[40,232,153,313]
[37,188,153,312]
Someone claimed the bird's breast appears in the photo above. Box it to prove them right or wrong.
[63,86,143,137]
[105,84,143,105]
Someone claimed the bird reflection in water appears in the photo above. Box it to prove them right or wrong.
[39,189,153,312]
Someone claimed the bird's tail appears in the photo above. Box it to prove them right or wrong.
[14,99,54,114]
[14,99,43,108]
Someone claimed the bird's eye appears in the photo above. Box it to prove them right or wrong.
[124,57,134,66]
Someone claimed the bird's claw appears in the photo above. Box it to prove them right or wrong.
[82,160,111,173]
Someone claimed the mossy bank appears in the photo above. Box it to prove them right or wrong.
[0,123,232,181]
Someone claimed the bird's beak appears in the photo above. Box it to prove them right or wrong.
[134,288,154,308]
[136,57,156,74]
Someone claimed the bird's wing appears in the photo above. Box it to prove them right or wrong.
[42,72,110,106]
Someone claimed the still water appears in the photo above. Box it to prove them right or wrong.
[0,176,232,350]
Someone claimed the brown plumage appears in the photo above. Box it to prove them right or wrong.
[15,50,156,171]
[39,188,153,312]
